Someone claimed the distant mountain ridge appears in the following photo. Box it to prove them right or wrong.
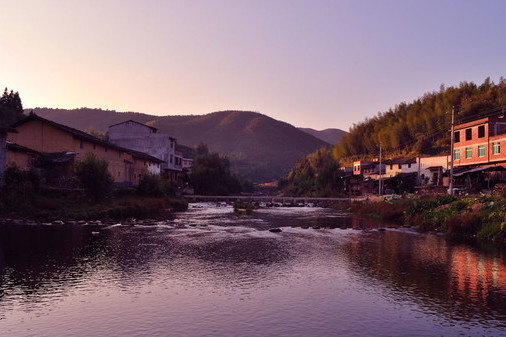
[29,108,330,182]
[298,127,347,144]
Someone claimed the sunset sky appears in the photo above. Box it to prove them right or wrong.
[1,0,505,130]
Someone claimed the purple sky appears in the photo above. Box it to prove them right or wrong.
[1,0,505,130]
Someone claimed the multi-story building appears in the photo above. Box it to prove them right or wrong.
[108,120,187,184]
[453,116,506,168]
[382,156,450,185]
[353,160,384,177]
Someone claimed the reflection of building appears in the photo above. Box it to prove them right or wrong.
[451,246,506,301]
[345,230,506,316]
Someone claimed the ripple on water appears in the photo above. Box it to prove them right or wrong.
[1,203,506,337]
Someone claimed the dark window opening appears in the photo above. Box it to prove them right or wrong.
[465,128,472,141]
[478,125,485,138]
[454,131,460,143]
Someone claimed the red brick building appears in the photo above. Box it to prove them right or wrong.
[453,116,506,167]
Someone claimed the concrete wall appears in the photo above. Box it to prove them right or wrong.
[109,121,175,171]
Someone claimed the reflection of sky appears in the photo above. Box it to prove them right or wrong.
[1,204,506,336]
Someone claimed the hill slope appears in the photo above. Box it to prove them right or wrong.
[30,108,329,182]
[333,78,506,161]
[298,127,347,144]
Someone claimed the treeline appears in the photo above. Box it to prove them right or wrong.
[0,88,24,125]
[334,77,506,161]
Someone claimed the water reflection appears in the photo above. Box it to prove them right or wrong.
[0,203,505,336]
[342,230,506,326]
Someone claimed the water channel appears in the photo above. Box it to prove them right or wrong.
[1,203,506,337]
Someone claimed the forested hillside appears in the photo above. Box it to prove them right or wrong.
[333,78,506,162]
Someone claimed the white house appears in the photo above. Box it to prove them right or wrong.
[108,120,184,181]
[383,155,450,184]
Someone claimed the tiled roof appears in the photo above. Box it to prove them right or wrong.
[384,157,417,165]
[6,141,40,154]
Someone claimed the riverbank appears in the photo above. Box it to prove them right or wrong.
[336,194,506,245]
[0,190,188,222]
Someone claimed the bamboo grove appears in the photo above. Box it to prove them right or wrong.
[334,77,506,161]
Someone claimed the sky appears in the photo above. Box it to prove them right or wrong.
[1,0,506,131]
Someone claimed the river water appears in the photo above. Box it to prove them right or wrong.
[1,203,506,337]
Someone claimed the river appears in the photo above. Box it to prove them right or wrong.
[1,203,505,337]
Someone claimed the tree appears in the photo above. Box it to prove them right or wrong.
[137,173,175,197]
[190,151,241,195]
[74,153,113,201]
[280,147,343,197]
[0,87,24,125]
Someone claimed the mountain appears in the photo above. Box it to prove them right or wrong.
[298,127,347,144]
[29,108,330,183]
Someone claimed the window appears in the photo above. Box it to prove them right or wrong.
[80,140,84,149]
[478,125,485,138]
[478,145,485,157]
[398,164,402,169]
[465,147,472,159]
[390,164,393,170]
[454,149,460,160]
[465,128,472,141]
[454,131,460,143]
[408,163,411,168]
[493,142,501,155]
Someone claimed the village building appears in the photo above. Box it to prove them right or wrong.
[0,125,17,178]
[7,114,163,187]
[453,115,506,168]
[450,115,506,191]
[382,155,450,185]
[352,160,384,177]
[108,120,186,184]
[348,155,451,195]
[182,157,193,172]
[5,141,40,172]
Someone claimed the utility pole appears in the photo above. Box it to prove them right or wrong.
[379,142,383,195]
[449,106,456,195]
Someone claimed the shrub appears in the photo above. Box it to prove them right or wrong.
[74,153,113,202]
[137,174,175,197]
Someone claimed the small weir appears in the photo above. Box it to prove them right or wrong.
[183,195,364,207]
